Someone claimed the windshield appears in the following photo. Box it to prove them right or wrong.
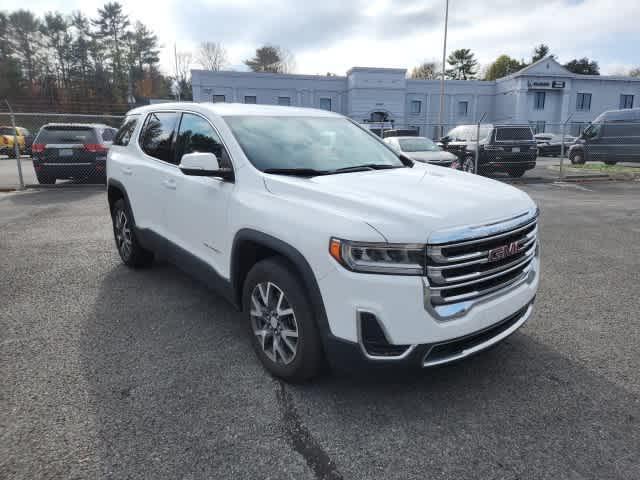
[446,125,491,141]
[495,127,533,141]
[398,137,441,152]
[36,127,98,144]
[0,127,16,136]
[224,116,404,172]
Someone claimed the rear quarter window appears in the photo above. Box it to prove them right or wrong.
[113,115,139,146]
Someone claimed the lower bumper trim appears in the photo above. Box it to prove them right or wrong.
[422,304,532,367]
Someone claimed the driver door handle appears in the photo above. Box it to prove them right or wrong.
[121,167,133,176]
[163,178,176,190]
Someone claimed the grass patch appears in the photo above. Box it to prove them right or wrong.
[549,162,640,175]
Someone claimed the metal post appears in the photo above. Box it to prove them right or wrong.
[474,112,487,174]
[438,0,449,139]
[4,99,24,190]
[559,113,573,179]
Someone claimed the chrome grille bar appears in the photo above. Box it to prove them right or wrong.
[425,212,539,311]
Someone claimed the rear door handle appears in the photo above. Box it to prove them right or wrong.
[121,167,133,176]
[163,179,176,190]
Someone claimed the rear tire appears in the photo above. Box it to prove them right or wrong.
[111,198,154,268]
[508,168,526,178]
[36,173,55,184]
[242,257,323,382]
[604,160,617,166]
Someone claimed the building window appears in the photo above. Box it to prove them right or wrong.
[534,91,545,110]
[410,100,421,114]
[278,96,291,106]
[244,95,256,104]
[212,95,226,103]
[531,121,546,134]
[576,93,591,111]
[319,97,332,111]
[458,101,469,116]
[620,94,634,109]
[571,122,587,137]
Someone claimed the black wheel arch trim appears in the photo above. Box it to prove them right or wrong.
[107,178,135,223]
[231,229,334,346]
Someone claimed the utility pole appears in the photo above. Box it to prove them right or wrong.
[174,43,181,102]
[438,0,450,139]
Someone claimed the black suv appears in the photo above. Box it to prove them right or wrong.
[31,123,117,184]
[440,124,537,177]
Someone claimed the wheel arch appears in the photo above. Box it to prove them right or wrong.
[107,179,134,222]
[230,229,332,343]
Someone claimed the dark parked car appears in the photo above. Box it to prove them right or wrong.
[31,123,117,184]
[439,124,537,177]
[569,108,640,165]
[534,133,576,156]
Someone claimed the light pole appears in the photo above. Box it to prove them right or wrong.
[438,0,450,139]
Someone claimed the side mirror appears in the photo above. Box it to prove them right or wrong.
[439,136,450,143]
[179,152,234,181]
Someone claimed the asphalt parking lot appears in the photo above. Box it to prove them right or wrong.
[1,181,639,479]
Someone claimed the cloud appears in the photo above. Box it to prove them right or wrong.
[10,0,640,76]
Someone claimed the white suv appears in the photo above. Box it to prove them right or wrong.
[107,103,540,382]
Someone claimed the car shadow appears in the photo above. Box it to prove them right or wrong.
[80,261,640,479]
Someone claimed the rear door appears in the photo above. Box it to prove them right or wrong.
[132,111,180,240]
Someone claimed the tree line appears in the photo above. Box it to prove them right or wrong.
[411,44,640,81]
[0,3,175,112]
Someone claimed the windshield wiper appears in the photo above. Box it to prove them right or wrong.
[262,168,328,177]
[326,164,404,174]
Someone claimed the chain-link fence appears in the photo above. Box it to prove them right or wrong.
[1,109,639,189]
[0,110,124,189]
[365,120,640,180]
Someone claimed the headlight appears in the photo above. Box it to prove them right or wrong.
[329,238,425,275]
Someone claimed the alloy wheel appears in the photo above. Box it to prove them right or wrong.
[114,209,133,260]
[463,157,475,173]
[250,281,299,365]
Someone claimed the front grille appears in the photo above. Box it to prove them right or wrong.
[425,215,537,307]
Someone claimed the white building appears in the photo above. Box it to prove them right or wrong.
[191,57,640,137]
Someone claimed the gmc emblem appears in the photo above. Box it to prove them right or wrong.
[488,241,522,262]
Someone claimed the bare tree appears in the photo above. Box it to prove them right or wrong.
[410,61,440,80]
[174,51,193,100]
[196,41,228,71]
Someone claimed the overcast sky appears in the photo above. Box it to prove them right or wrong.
[18,0,640,76]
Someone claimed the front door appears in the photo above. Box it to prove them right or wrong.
[166,112,235,277]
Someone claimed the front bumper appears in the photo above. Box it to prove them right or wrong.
[318,254,539,368]
[325,301,533,371]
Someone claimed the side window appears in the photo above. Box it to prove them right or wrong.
[114,115,139,146]
[101,128,115,142]
[175,113,232,169]
[140,112,180,163]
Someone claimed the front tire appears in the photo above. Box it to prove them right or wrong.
[570,151,585,164]
[462,156,475,173]
[111,198,154,268]
[604,160,617,166]
[243,258,323,382]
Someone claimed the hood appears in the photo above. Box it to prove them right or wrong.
[407,150,457,163]
[263,164,536,243]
